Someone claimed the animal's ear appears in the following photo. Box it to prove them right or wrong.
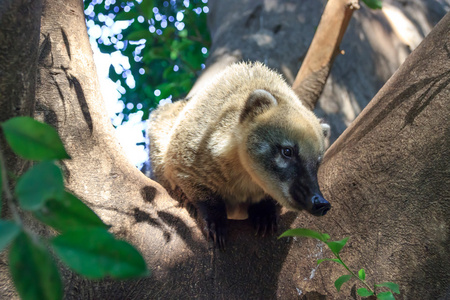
[240,89,277,123]
[320,120,330,138]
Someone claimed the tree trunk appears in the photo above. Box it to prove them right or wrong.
[0,0,43,297]
[0,0,448,299]
[306,11,450,299]
[0,0,42,176]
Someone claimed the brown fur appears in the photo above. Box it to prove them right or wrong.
[149,62,328,219]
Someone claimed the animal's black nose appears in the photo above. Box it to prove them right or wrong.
[311,194,331,216]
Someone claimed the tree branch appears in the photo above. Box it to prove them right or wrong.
[292,0,359,110]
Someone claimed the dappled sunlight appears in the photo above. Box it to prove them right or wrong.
[382,3,428,51]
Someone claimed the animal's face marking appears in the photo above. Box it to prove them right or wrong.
[274,153,289,169]
[244,121,326,211]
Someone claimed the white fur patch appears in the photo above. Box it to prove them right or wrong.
[321,123,331,138]
[274,154,288,169]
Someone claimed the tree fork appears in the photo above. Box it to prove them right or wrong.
[0,0,448,299]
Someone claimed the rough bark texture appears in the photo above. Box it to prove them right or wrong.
[0,0,449,299]
[0,0,42,176]
[313,12,450,299]
[0,1,43,297]
[292,0,359,110]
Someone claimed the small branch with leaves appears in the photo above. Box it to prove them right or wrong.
[279,228,400,299]
[0,117,149,300]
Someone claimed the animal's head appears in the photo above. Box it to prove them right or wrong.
[238,89,331,216]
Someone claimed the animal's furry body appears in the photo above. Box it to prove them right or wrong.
[149,62,330,246]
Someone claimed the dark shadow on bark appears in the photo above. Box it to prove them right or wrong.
[38,33,53,67]
[67,75,94,134]
[325,69,450,162]
[140,186,157,204]
[157,210,205,251]
[60,28,71,60]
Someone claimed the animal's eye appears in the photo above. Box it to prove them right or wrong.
[281,147,293,158]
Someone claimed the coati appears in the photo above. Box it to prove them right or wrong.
[148,62,331,247]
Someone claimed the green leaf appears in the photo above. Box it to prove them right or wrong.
[334,274,352,292]
[137,0,154,19]
[125,30,153,41]
[2,117,70,160]
[375,282,400,294]
[279,228,330,242]
[0,165,2,214]
[179,29,188,38]
[317,258,344,266]
[170,49,178,61]
[358,268,366,280]
[52,228,149,279]
[9,231,62,300]
[15,161,65,211]
[376,291,396,300]
[326,237,349,256]
[362,0,383,9]
[114,9,139,21]
[0,220,21,252]
[357,288,374,297]
[34,191,107,232]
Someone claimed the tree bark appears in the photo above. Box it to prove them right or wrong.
[0,0,42,176]
[0,0,448,299]
[311,12,450,299]
[0,1,43,297]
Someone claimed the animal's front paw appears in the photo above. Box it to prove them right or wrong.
[195,196,228,249]
[248,198,280,237]
[204,216,227,249]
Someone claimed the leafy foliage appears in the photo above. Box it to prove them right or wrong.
[279,228,330,242]
[358,287,375,297]
[375,282,400,294]
[84,0,210,122]
[33,191,109,232]
[362,0,383,9]
[0,221,20,252]
[326,237,349,256]
[376,291,397,300]
[2,117,70,160]
[9,232,63,300]
[279,228,400,299]
[334,274,352,292]
[0,162,2,214]
[15,161,65,211]
[358,268,366,281]
[0,117,149,300]
[52,228,148,279]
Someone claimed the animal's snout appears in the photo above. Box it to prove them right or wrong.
[310,194,331,216]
